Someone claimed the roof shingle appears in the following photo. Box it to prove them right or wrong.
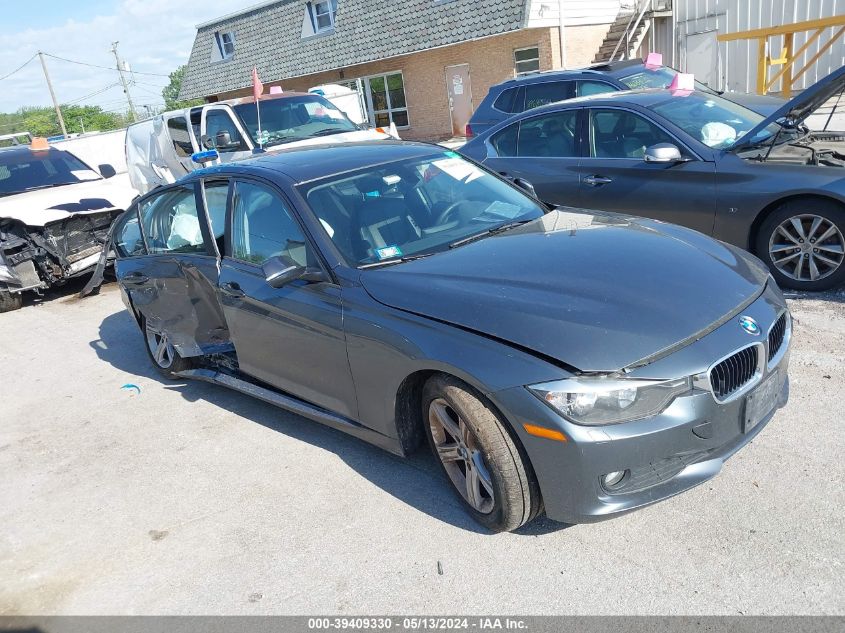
[180,0,527,100]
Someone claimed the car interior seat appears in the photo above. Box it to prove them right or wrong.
[354,176,421,256]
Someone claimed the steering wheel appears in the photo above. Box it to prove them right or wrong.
[434,200,465,226]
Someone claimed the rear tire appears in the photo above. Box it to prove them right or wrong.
[422,374,541,533]
[755,199,845,291]
[0,289,23,313]
[142,317,193,378]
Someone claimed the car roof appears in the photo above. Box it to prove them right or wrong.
[192,141,448,184]
[493,60,645,88]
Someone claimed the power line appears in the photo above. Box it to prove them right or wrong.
[42,52,170,77]
[65,82,122,105]
[0,54,37,82]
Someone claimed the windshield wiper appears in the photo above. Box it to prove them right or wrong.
[311,128,350,137]
[448,219,533,249]
[359,252,438,269]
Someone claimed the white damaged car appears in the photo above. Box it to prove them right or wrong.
[0,142,135,312]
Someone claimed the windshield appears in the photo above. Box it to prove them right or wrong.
[234,94,359,148]
[649,93,784,149]
[0,149,100,197]
[619,66,716,93]
[299,152,546,267]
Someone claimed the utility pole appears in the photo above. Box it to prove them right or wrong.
[37,51,68,138]
[111,41,138,122]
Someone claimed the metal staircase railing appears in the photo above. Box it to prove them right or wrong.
[608,0,652,62]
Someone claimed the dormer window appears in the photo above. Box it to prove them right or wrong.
[210,31,235,63]
[311,0,337,32]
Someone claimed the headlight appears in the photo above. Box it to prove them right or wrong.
[529,376,692,425]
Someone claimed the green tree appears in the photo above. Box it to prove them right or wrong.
[162,65,204,111]
[0,104,129,140]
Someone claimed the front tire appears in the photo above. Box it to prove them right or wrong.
[756,199,845,291]
[142,317,193,378]
[422,374,541,533]
[0,288,23,313]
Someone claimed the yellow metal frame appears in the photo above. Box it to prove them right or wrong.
[717,15,845,97]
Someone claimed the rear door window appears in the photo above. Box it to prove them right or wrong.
[139,185,210,255]
[493,87,524,113]
[517,111,579,157]
[490,123,519,157]
[524,81,575,110]
[114,209,146,257]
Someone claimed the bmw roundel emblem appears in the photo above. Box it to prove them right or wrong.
[739,315,761,336]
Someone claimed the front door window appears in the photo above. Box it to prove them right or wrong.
[231,181,310,266]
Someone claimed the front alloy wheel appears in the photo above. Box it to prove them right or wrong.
[758,200,845,291]
[422,374,541,532]
[429,398,496,514]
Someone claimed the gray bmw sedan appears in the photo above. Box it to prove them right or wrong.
[106,142,790,532]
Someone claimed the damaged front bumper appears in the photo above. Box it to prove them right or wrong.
[0,210,122,294]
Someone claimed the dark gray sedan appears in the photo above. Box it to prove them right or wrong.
[461,65,845,291]
[106,141,790,532]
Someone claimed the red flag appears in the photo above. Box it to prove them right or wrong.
[252,67,263,102]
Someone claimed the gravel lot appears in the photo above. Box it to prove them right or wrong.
[1,280,843,615]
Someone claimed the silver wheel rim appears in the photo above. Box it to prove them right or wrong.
[769,213,844,283]
[145,323,175,369]
[429,398,495,514]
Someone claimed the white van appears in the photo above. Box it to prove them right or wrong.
[127,91,394,194]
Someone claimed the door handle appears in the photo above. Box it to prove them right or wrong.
[220,282,245,298]
[583,175,613,186]
[122,272,149,285]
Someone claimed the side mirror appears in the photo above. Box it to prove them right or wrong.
[215,130,233,149]
[263,256,304,288]
[643,143,684,163]
[98,164,117,179]
[512,177,538,198]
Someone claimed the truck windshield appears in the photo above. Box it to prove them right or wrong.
[0,149,100,197]
[234,94,359,148]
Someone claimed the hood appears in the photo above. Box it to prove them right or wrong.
[722,91,785,116]
[359,210,769,372]
[0,174,136,227]
[731,65,845,152]
[266,129,392,154]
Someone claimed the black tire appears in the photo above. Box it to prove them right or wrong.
[0,289,23,313]
[755,199,845,291]
[422,374,541,533]
[141,316,193,378]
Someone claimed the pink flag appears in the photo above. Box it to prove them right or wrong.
[252,67,263,102]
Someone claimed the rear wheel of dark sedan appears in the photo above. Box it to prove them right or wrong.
[142,317,193,378]
[422,374,541,533]
[757,199,845,291]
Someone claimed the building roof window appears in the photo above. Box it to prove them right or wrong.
[300,0,338,39]
[210,31,235,63]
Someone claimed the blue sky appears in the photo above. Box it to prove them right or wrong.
[5,1,116,30]
[0,0,249,115]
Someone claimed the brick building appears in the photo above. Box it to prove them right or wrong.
[179,0,626,141]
